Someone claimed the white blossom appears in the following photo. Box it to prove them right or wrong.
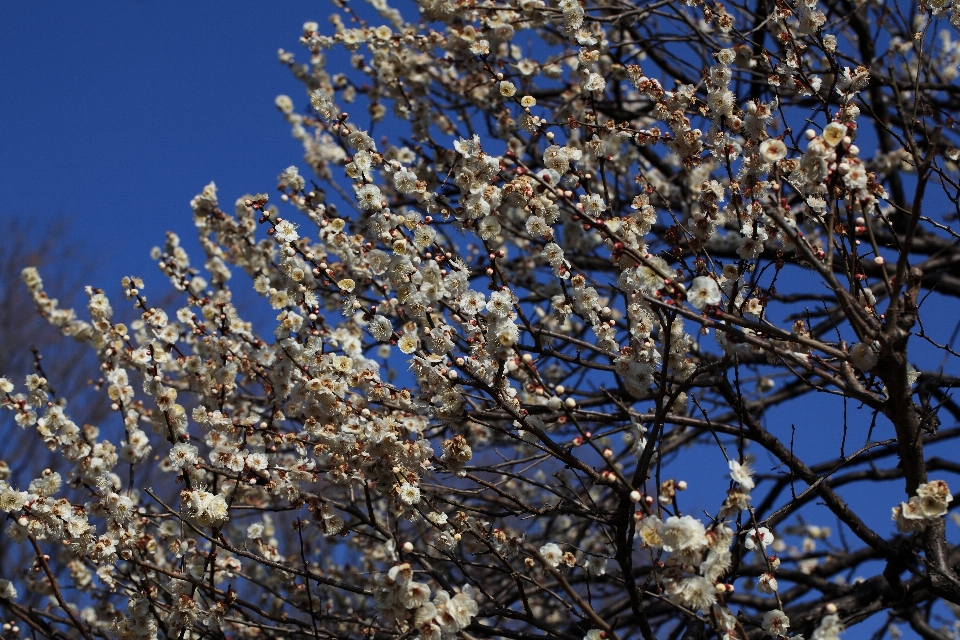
[398,482,421,505]
[759,138,788,162]
[744,527,774,551]
[762,609,790,637]
[850,342,878,371]
[687,276,722,310]
[540,542,563,567]
[729,459,755,491]
[811,613,845,640]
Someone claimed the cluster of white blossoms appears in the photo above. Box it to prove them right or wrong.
[374,563,479,639]
[631,463,748,634]
[561,456,847,640]
[180,489,230,528]
[893,480,954,532]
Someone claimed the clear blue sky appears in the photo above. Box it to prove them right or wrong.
[1,2,331,293]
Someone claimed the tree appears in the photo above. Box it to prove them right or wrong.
[0,224,119,601]
[2,0,960,638]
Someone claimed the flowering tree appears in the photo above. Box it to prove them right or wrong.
[0,227,111,543]
[4,0,960,638]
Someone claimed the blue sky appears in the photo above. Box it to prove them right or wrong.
[1,3,328,294]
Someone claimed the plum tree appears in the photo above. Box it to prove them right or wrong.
[3,1,960,638]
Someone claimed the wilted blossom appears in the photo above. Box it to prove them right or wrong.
[894,480,953,531]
